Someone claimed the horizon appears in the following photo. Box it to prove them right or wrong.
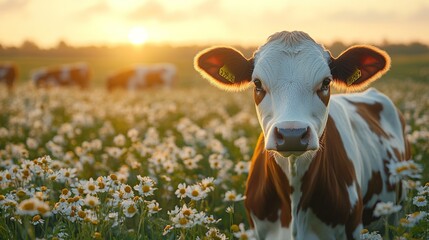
[0,0,428,48]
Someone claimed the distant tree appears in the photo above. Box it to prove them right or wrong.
[56,40,73,50]
[20,39,39,51]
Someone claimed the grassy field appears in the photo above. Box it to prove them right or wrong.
[0,53,428,239]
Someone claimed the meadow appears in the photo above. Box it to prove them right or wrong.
[0,50,429,239]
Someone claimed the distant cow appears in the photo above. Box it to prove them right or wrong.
[195,31,411,239]
[32,63,90,89]
[106,63,177,91]
[0,63,17,90]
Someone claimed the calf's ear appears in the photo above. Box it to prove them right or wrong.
[329,45,391,91]
[194,47,254,91]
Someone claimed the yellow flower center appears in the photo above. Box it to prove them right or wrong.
[395,165,408,173]
[88,184,96,191]
[78,210,86,218]
[231,224,239,232]
[37,205,50,215]
[142,185,151,193]
[127,205,137,214]
[191,190,199,197]
[32,215,41,222]
[179,218,188,225]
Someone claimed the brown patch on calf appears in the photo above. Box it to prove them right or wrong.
[347,100,391,139]
[363,171,383,204]
[253,87,266,105]
[298,116,362,238]
[317,87,330,106]
[245,133,292,227]
[362,171,383,225]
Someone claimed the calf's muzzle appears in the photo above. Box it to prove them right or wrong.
[274,126,310,152]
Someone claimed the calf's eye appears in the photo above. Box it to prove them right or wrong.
[320,77,332,91]
[254,78,264,92]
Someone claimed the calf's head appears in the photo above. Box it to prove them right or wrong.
[195,31,390,157]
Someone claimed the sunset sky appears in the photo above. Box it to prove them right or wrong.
[0,0,428,48]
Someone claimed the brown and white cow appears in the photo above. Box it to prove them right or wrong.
[194,31,410,239]
[0,63,17,90]
[32,63,90,89]
[106,63,177,91]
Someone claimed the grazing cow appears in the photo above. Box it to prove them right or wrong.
[194,31,411,239]
[106,63,177,91]
[0,63,17,90]
[32,63,90,89]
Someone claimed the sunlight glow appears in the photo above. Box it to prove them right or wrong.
[128,27,148,45]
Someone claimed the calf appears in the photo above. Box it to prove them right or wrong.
[106,63,177,91]
[194,31,410,239]
[32,63,90,89]
[0,63,17,90]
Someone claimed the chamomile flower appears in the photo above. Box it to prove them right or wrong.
[224,190,246,202]
[388,160,423,184]
[234,161,250,175]
[200,177,215,193]
[360,229,382,240]
[113,134,126,147]
[233,223,256,240]
[120,184,135,199]
[16,197,51,217]
[134,175,157,197]
[206,227,228,240]
[121,199,138,218]
[84,195,100,208]
[146,200,162,216]
[373,201,402,217]
[400,211,428,227]
[82,178,99,195]
[412,195,427,207]
[186,184,207,201]
[127,128,139,142]
[31,214,45,225]
[175,183,188,199]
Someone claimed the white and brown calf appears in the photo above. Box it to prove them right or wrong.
[32,63,90,89]
[106,64,177,91]
[194,31,410,239]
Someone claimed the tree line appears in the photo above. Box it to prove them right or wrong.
[0,40,428,58]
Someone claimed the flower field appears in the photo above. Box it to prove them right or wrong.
[0,80,428,239]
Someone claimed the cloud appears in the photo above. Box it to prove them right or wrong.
[127,0,222,23]
[328,9,397,23]
[77,1,111,18]
[0,0,29,14]
[128,0,186,22]
[408,5,429,22]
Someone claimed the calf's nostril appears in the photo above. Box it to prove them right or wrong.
[300,127,310,145]
[274,127,285,145]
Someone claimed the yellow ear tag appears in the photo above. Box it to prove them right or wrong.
[219,65,236,83]
[346,69,361,86]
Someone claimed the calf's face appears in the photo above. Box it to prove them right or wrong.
[195,31,390,157]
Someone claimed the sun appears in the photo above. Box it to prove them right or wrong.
[128,27,149,45]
